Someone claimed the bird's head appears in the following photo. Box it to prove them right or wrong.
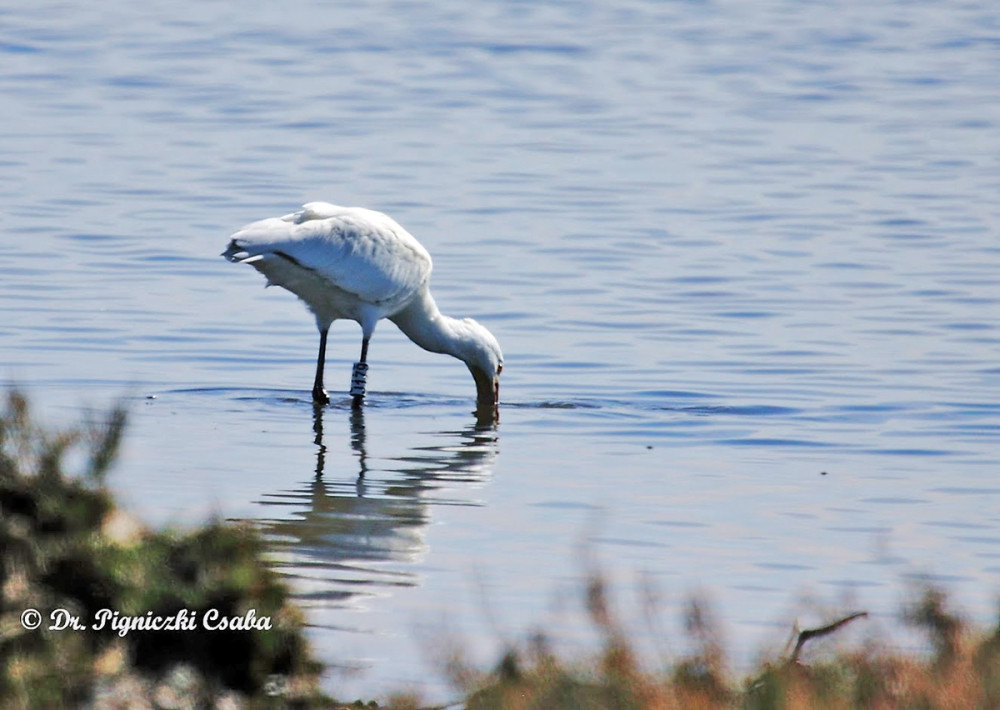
[459,318,503,425]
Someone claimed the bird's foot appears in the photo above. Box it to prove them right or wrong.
[312,386,330,405]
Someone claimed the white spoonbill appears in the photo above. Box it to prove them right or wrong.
[222,202,503,422]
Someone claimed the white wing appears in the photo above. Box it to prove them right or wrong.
[224,202,432,307]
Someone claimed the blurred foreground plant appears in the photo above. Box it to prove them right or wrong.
[0,390,329,708]
[455,571,1000,710]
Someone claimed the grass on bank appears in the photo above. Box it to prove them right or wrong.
[442,575,1000,710]
[2,389,1000,709]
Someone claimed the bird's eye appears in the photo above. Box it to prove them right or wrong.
[497,364,503,375]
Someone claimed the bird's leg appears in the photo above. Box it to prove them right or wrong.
[312,327,331,405]
[350,337,370,408]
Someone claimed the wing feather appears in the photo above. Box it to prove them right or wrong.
[226,203,432,306]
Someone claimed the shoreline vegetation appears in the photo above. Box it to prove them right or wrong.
[2,391,998,709]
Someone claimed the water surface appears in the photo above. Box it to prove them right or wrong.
[2,0,999,701]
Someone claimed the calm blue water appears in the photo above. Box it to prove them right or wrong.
[2,0,999,701]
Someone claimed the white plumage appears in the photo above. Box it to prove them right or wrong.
[222,202,503,422]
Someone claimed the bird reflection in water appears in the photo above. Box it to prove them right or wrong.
[254,404,499,606]
[311,402,370,483]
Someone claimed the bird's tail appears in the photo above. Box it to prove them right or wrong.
[221,239,262,264]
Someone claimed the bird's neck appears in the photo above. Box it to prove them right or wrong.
[390,288,468,360]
